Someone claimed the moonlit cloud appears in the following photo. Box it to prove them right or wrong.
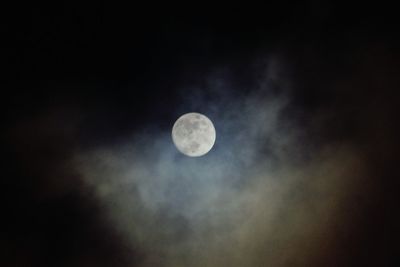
[72,58,369,266]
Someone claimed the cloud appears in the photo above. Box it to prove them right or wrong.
[72,59,369,266]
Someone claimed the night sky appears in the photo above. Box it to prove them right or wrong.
[2,3,399,266]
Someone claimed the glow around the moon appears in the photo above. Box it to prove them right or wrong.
[172,112,216,157]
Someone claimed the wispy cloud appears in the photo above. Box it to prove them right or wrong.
[73,58,368,266]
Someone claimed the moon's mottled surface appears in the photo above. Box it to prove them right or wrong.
[172,112,216,157]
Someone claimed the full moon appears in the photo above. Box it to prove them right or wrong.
[172,112,216,157]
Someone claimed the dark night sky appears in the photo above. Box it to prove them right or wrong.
[2,2,399,267]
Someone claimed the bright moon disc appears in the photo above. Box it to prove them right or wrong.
[172,112,216,157]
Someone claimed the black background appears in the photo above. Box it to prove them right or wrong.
[2,2,399,266]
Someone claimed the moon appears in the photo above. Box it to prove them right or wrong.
[172,112,216,157]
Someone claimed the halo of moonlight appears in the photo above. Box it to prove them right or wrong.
[172,112,216,157]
